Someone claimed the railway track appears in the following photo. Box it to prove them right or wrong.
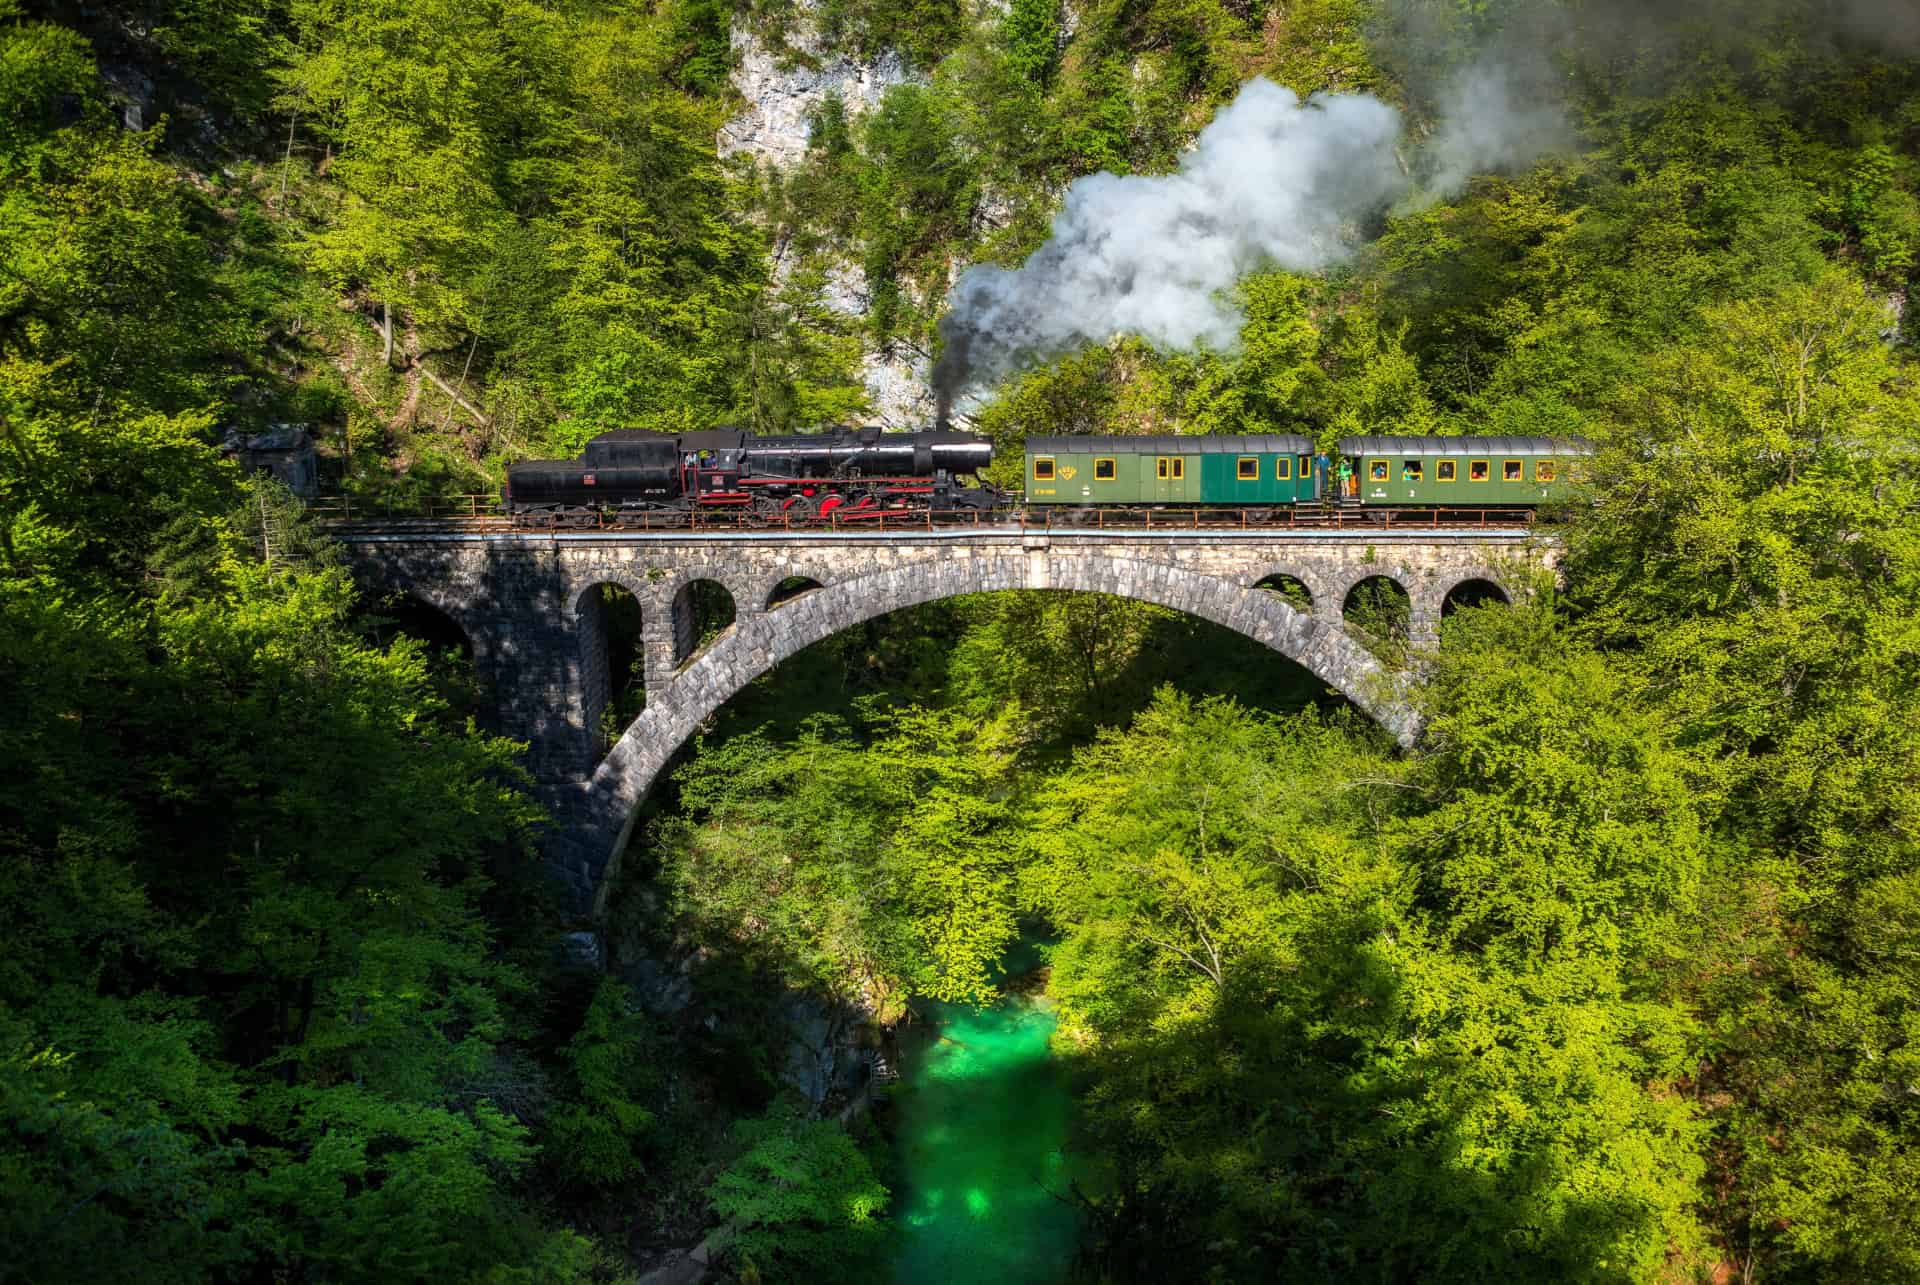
[311,498,1546,538]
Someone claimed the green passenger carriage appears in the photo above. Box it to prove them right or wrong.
[1334,435,1593,507]
[1023,435,1320,507]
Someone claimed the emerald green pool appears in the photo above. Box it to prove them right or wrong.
[887,985,1079,1283]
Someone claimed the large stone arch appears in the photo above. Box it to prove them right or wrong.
[545,550,1420,911]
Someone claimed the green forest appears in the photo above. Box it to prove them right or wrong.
[3,0,1920,1280]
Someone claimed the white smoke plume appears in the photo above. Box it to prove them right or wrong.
[932,72,1566,409]
[932,81,1406,412]
[1422,57,1574,197]
[1841,0,1920,52]
[932,1,1920,408]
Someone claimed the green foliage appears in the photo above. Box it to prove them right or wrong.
[0,1032,244,1283]
[544,979,659,1190]
[707,1105,889,1282]
[663,0,734,96]
[8,0,1920,1278]
[1563,269,1920,1278]
[662,704,1023,1010]
[241,1086,541,1281]
[815,0,964,69]
[276,0,764,455]
[1027,686,1708,1280]
[0,32,611,1265]
[1000,0,1059,90]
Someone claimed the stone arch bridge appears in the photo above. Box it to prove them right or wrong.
[339,525,1551,911]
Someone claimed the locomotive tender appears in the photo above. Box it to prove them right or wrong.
[504,426,1593,525]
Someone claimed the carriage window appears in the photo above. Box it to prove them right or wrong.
[1033,457,1055,481]
[1402,461,1424,482]
[1469,459,1490,482]
[1437,460,1457,482]
[1503,459,1524,482]
[1171,458,1185,480]
[1095,457,1117,481]
[1237,457,1259,480]
[1299,454,1312,477]
[1369,460,1389,482]
[1535,460,1557,482]
[1157,458,1170,479]
[1276,457,1292,480]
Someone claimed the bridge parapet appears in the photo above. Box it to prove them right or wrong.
[339,526,1553,910]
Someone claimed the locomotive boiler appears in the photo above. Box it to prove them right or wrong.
[504,427,998,526]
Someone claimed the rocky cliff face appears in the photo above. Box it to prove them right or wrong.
[719,23,911,169]
[816,261,939,427]
[720,9,937,426]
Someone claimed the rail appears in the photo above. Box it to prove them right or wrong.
[308,494,1540,535]
[307,494,505,521]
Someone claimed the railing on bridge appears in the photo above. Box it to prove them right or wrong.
[307,494,505,521]
[306,492,1538,533]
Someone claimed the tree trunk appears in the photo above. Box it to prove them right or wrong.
[437,333,481,432]
[418,364,489,426]
[381,300,393,367]
[279,108,299,198]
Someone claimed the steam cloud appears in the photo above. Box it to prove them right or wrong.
[931,0,1920,410]
[932,82,1406,414]
[1842,0,1920,52]
[931,72,1560,411]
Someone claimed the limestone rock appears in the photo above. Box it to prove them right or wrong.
[718,17,910,170]
[861,344,937,428]
[626,956,694,1015]
[556,929,604,972]
[776,995,873,1108]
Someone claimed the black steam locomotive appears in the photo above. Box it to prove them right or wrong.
[504,427,998,526]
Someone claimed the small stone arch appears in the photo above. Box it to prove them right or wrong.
[1253,572,1316,613]
[1341,574,1412,647]
[1441,576,1512,618]
[363,591,475,661]
[576,581,646,761]
[670,577,737,670]
[766,575,824,610]
[565,572,648,618]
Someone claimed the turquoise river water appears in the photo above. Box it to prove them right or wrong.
[886,986,1080,1283]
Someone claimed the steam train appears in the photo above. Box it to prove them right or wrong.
[502,427,1592,525]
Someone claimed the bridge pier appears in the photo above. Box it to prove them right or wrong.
[643,605,678,705]
[1409,589,1445,650]
[340,526,1553,913]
